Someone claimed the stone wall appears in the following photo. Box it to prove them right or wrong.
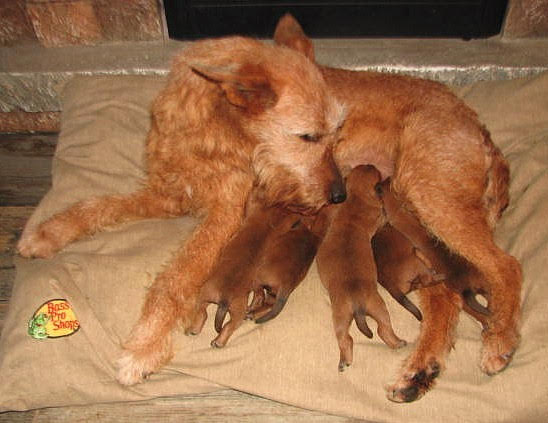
[1,0,165,47]
[2,0,547,48]
[1,0,547,133]
[503,0,548,38]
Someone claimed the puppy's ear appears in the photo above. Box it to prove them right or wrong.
[183,38,278,112]
[274,14,315,62]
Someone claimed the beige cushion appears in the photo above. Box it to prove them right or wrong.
[1,72,547,422]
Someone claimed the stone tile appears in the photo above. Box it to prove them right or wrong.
[27,0,103,47]
[504,0,548,38]
[0,0,38,46]
[94,0,164,42]
[0,111,60,133]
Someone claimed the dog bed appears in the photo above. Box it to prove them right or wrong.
[1,71,547,422]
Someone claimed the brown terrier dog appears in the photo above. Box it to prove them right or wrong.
[316,165,407,372]
[189,193,320,347]
[274,14,521,400]
[17,36,347,385]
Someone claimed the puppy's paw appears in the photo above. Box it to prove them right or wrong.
[338,359,351,372]
[480,330,519,375]
[385,360,441,403]
[17,228,57,258]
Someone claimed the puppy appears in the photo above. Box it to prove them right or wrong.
[375,179,490,324]
[316,165,406,372]
[189,193,320,347]
[274,14,521,399]
[248,216,320,323]
[372,224,430,322]
[18,35,347,384]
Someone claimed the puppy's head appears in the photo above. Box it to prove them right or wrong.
[346,165,382,204]
[183,36,346,214]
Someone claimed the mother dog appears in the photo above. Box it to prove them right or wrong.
[274,14,521,401]
[17,36,347,385]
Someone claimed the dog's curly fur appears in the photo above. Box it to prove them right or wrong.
[274,14,521,401]
[17,36,347,385]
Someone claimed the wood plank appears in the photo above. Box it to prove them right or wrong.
[0,133,58,156]
[0,206,34,254]
[0,134,55,206]
[23,390,360,423]
[0,302,9,336]
[0,267,15,302]
[0,207,34,303]
[0,410,35,423]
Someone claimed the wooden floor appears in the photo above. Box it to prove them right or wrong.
[0,133,362,422]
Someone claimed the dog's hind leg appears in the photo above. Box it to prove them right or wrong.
[17,188,184,258]
[117,203,245,385]
[404,194,521,375]
[435,214,521,376]
[386,283,461,403]
[394,117,521,376]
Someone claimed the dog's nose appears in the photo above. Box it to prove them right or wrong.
[329,182,347,204]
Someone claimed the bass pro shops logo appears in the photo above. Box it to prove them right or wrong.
[28,299,80,339]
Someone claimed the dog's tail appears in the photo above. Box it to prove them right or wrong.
[482,127,510,229]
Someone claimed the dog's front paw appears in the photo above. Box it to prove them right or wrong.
[116,352,152,386]
[116,336,174,386]
[17,228,57,258]
[480,329,519,375]
[385,360,441,403]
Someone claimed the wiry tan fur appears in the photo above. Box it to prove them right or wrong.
[274,14,521,401]
[17,36,347,385]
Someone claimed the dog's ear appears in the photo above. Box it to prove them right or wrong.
[274,14,315,62]
[183,39,278,113]
[195,63,277,112]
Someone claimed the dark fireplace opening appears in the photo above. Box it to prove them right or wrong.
[164,0,509,40]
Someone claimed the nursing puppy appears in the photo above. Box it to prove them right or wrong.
[274,14,520,401]
[316,165,407,372]
[189,193,320,347]
[375,179,490,325]
[248,215,321,324]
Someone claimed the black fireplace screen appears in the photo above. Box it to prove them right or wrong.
[164,0,509,40]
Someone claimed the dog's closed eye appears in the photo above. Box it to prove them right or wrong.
[299,133,321,143]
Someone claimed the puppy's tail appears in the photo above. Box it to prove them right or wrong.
[353,307,373,339]
[482,127,510,229]
[214,302,229,333]
[393,293,423,322]
[254,294,288,324]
